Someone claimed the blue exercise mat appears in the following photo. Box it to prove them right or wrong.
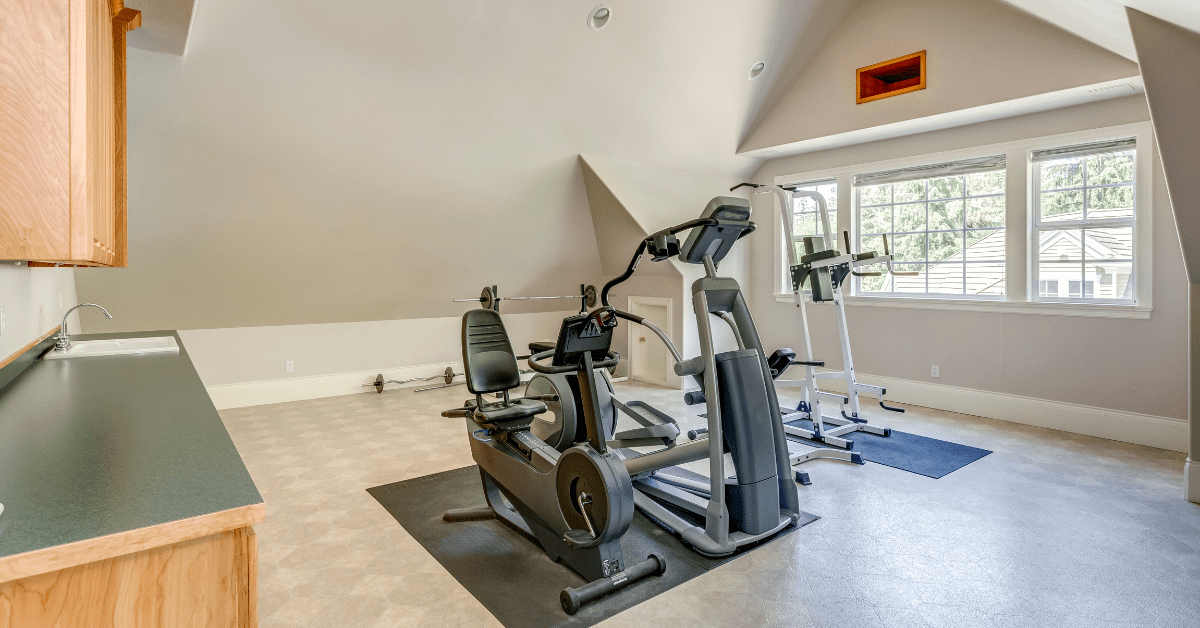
[785,418,991,479]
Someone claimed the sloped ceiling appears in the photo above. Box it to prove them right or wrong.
[580,154,744,277]
[1127,8,1200,281]
[997,1,1200,60]
[738,0,1140,156]
[77,0,854,332]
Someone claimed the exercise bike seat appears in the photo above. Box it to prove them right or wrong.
[457,308,549,428]
[470,398,547,427]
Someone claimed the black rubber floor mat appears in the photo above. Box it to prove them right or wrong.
[786,418,992,478]
[368,465,818,628]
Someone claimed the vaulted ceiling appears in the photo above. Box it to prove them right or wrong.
[86,0,1198,333]
[997,1,1200,60]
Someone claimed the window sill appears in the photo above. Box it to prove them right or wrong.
[773,293,1152,319]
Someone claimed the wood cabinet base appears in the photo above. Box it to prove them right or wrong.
[0,526,257,628]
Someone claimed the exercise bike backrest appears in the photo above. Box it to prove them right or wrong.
[462,309,523,395]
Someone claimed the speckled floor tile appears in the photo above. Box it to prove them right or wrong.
[220,380,1200,628]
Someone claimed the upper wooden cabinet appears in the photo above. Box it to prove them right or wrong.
[0,0,141,267]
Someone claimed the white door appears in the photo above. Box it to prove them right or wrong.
[629,297,672,386]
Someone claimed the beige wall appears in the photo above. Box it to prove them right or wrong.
[746,95,1188,420]
[740,0,1139,154]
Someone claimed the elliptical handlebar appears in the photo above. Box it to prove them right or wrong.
[528,349,619,374]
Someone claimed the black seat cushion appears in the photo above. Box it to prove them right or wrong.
[472,398,547,427]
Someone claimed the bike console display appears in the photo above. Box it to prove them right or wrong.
[553,307,619,367]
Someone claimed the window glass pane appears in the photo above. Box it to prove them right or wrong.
[965,229,1004,260]
[894,180,926,204]
[1040,157,1084,190]
[927,261,965,294]
[966,171,1005,196]
[966,196,1005,228]
[966,263,1005,296]
[1086,150,1134,185]
[860,206,891,234]
[793,212,817,238]
[860,234,886,257]
[1039,261,1083,298]
[859,184,890,206]
[892,264,926,293]
[1086,185,1134,219]
[927,176,962,200]
[893,233,927,262]
[929,231,963,264]
[855,164,1004,298]
[1085,227,1134,260]
[859,272,887,292]
[1040,190,1084,221]
[928,200,963,231]
[895,202,926,233]
[1088,263,1133,299]
[1039,229,1084,263]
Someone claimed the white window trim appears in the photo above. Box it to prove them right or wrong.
[772,121,1154,319]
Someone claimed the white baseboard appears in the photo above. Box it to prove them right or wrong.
[1187,459,1200,504]
[810,372,1188,453]
[206,361,464,410]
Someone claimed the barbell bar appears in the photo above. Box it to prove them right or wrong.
[453,284,598,311]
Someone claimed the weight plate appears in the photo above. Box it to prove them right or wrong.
[583,285,598,308]
[481,286,496,310]
[443,366,455,384]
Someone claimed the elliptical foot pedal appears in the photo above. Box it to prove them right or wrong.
[794,470,812,485]
[560,554,667,615]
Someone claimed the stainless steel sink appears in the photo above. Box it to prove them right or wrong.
[44,336,179,360]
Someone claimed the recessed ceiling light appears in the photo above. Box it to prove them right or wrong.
[588,5,612,30]
[748,62,766,80]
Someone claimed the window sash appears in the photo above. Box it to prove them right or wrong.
[1031,144,1137,304]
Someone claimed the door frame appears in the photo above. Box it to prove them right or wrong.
[627,296,674,387]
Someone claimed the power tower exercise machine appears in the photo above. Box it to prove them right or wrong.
[441,307,665,615]
[527,197,802,556]
[733,182,909,477]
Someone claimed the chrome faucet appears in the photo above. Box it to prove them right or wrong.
[54,303,113,352]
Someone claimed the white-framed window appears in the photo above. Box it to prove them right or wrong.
[772,122,1154,319]
[1031,138,1137,304]
[787,179,838,264]
[854,156,1006,298]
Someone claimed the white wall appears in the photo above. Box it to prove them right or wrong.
[747,95,1188,426]
[0,264,78,361]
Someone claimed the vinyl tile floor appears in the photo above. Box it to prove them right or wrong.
[220,380,1200,628]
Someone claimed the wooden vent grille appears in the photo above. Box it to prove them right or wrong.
[857,51,926,104]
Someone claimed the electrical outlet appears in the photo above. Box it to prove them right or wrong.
[285,360,294,373]
[931,365,940,378]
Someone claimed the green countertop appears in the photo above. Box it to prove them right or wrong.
[0,330,263,561]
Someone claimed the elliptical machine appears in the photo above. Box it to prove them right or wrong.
[441,307,665,615]
[526,197,803,557]
[733,182,907,478]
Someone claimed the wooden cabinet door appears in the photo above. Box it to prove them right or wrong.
[71,0,118,266]
[0,0,73,260]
